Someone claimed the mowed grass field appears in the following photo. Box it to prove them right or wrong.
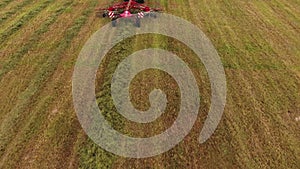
[0,0,299,168]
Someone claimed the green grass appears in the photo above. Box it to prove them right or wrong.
[0,0,299,168]
[0,1,74,80]
[0,0,55,45]
[0,96,53,168]
[0,1,94,161]
[0,0,33,25]
[0,0,13,9]
[78,33,138,169]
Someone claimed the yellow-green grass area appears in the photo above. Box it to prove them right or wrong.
[0,0,14,9]
[0,0,299,168]
[0,0,36,26]
[0,0,57,67]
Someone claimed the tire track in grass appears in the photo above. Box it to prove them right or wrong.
[0,1,94,162]
[148,17,185,169]
[43,14,115,169]
[0,0,55,45]
[0,0,73,81]
[0,0,33,25]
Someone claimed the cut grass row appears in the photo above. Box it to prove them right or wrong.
[0,0,55,45]
[7,2,102,168]
[0,0,33,25]
[78,23,156,169]
[218,1,299,167]
[235,0,298,168]
[184,0,300,168]
[0,0,73,81]
[0,3,76,118]
[0,1,92,120]
[239,73,299,168]
[89,31,185,168]
[79,31,136,169]
[0,1,95,164]
[0,0,13,9]
[0,0,76,164]
[249,1,300,70]
[0,96,53,168]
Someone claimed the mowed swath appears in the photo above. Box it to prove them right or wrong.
[0,0,299,168]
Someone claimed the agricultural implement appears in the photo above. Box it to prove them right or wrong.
[95,0,162,27]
